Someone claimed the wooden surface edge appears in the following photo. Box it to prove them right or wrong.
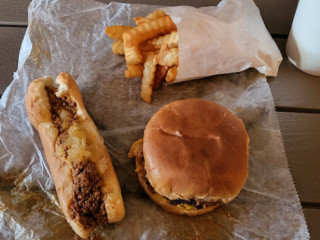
[0,0,297,34]
[269,38,320,110]
[277,111,320,203]
[303,208,320,240]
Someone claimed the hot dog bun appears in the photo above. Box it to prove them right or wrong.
[25,73,125,239]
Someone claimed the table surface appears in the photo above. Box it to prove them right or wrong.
[1,0,319,239]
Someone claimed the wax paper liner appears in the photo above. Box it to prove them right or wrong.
[0,0,308,239]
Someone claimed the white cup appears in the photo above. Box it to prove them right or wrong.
[286,0,320,76]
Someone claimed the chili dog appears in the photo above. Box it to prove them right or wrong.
[25,72,125,239]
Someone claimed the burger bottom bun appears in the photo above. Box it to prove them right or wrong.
[136,158,219,216]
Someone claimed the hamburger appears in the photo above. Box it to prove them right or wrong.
[129,98,249,215]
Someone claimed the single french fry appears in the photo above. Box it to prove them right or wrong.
[134,17,150,26]
[147,31,179,49]
[146,9,167,20]
[123,44,143,64]
[112,40,125,55]
[134,9,167,26]
[123,16,177,48]
[157,48,179,67]
[125,64,144,78]
[105,25,132,40]
[141,55,157,103]
[166,66,178,83]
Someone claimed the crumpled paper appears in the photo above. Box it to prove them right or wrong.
[163,0,282,82]
[0,0,309,239]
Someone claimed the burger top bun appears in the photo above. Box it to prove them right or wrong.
[143,98,249,203]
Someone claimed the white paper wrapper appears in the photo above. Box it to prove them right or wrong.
[0,0,308,239]
[163,0,282,82]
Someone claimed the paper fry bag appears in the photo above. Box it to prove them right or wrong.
[163,0,282,83]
